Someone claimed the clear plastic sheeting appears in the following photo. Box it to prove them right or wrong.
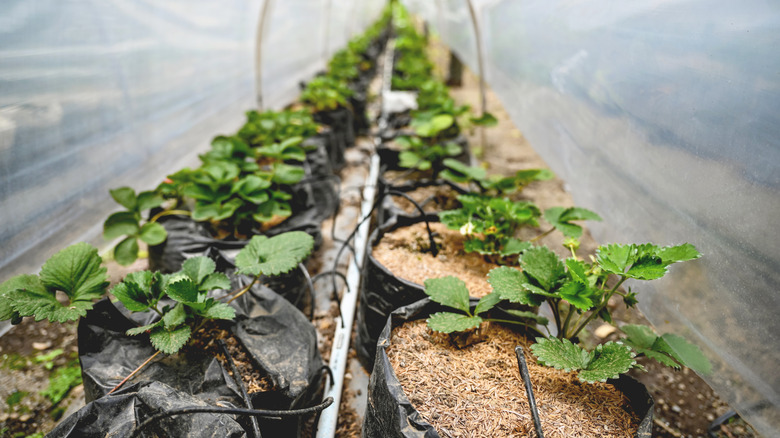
[0,0,385,283]
[403,0,780,435]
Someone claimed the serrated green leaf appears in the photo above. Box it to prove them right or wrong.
[442,158,486,182]
[272,163,305,185]
[109,187,137,210]
[40,243,108,301]
[423,276,470,313]
[625,254,667,280]
[200,301,236,320]
[149,325,191,354]
[558,281,593,310]
[565,258,589,284]
[488,266,544,307]
[7,287,93,323]
[544,207,601,239]
[597,243,634,276]
[502,309,549,326]
[126,320,163,336]
[520,246,566,291]
[657,243,701,264]
[114,236,139,266]
[427,312,482,333]
[657,334,712,375]
[163,303,187,328]
[474,292,501,315]
[103,212,140,240]
[234,232,314,277]
[531,337,591,372]
[0,275,39,321]
[111,271,154,312]
[166,278,199,303]
[200,272,231,292]
[577,342,637,383]
[139,222,167,245]
[470,112,498,127]
[500,238,531,256]
[181,257,216,285]
[136,191,165,212]
[620,324,658,349]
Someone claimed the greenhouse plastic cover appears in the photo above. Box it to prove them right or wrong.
[402,0,780,434]
[0,0,384,277]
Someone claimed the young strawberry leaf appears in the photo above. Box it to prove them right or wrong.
[149,325,191,355]
[487,266,544,307]
[139,222,167,246]
[543,207,602,239]
[166,278,200,303]
[234,231,314,277]
[656,243,702,264]
[110,187,137,210]
[520,246,566,291]
[427,312,482,333]
[126,320,162,336]
[181,257,217,285]
[474,292,501,315]
[111,271,155,312]
[162,303,187,328]
[199,300,236,320]
[470,112,498,127]
[423,276,470,313]
[531,337,591,373]
[557,281,593,311]
[103,212,140,240]
[503,309,549,326]
[114,237,140,266]
[531,338,638,383]
[596,243,635,276]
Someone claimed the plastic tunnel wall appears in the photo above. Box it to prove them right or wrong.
[0,1,385,282]
[402,0,780,435]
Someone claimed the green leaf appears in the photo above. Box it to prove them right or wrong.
[657,334,712,375]
[423,276,470,313]
[625,254,667,280]
[109,187,137,210]
[531,337,591,373]
[126,320,162,336]
[443,142,462,157]
[474,292,501,315]
[565,258,589,284]
[520,246,566,291]
[597,244,635,276]
[163,303,187,328]
[470,112,498,127]
[578,342,637,383]
[398,151,428,170]
[138,222,167,246]
[136,191,165,212]
[40,366,82,405]
[502,309,549,326]
[40,243,108,301]
[6,281,93,323]
[488,266,544,307]
[441,158,486,182]
[114,236,140,266]
[200,301,236,320]
[620,324,658,349]
[149,325,191,354]
[181,257,216,285]
[0,275,39,321]
[272,163,305,185]
[557,281,593,310]
[235,232,314,277]
[166,278,199,303]
[544,207,601,239]
[427,312,482,333]
[500,238,531,256]
[657,243,702,264]
[103,212,140,240]
[199,272,231,291]
[111,271,154,312]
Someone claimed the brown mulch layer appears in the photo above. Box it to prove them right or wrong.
[388,320,639,438]
[390,182,463,215]
[372,222,498,297]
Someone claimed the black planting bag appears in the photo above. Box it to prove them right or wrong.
[362,298,655,438]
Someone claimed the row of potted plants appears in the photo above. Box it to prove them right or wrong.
[357,4,711,437]
[0,6,394,437]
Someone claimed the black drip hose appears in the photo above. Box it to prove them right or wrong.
[297,262,316,321]
[129,398,335,438]
[385,189,439,257]
[515,346,544,438]
[218,339,262,438]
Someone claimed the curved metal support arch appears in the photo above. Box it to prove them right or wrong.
[255,0,274,110]
[465,0,487,117]
[322,0,333,65]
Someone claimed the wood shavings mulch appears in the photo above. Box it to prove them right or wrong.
[387,320,639,438]
[372,222,498,298]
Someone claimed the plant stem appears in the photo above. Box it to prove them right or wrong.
[549,299,562,337]
[108,350,162,395]
[226,276,259,305]
[560,305,574,340]
[149,209,191,224]
[530,228,554,242]
[570,276,627,338]
[485,319,546,338]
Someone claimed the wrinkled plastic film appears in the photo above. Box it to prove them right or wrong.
[403,0,780,434]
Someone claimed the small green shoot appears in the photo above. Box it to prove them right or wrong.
[103,187,168,265]
[40,364,82,405]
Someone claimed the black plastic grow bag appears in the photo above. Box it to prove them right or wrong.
[375,178,467,228]
[354,216,439,369]
[313,106,355,161]
[362,298,655,438]
[54,275,323,438]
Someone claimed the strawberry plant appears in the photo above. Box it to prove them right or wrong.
[487,242,711,382]
[423,276,548,336]
[103,187,174,266]
[0,243,108,324]
[237,109,319,148]
[438,194,542,261]
[440,159,554,196]
[395,134,463,173]
[301,75,354,112]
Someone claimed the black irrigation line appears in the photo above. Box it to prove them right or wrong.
[218,339,262,438]
[311,270,351,312]
[298,262,316,321]
[129,398,335,438]
[515,346,545,438]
